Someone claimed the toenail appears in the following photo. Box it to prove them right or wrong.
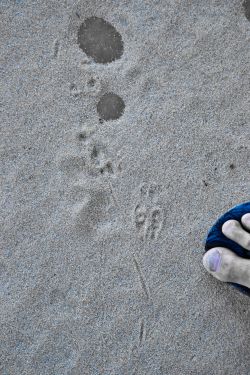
[206,250,221,272]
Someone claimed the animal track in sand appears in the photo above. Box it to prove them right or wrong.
[65,12,125,234]
[69,76,102,99]
[77,127,94,142]
[146,208,164,240]
[58,142,118,180]
[58,144,120,235]
[72,188,111,234]
[134,183,163,241]
[55,12,126,239]
[77,16,124,64]
[89,144,115,176]
[69,83,82,97]
[134,204,147,241]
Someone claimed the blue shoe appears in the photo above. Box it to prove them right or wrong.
[204,201,250,296]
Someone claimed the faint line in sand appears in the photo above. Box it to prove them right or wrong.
[132,254,150,301]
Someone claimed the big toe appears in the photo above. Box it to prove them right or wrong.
[203,247,239,283]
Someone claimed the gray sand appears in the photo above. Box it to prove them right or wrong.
[1,0,250,374]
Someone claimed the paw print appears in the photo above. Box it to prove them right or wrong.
[134,184,163,241]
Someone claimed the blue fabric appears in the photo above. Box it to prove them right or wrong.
[204,201,250,296]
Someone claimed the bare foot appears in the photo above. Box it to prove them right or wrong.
[203,213,250,288]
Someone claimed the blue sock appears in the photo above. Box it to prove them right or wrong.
[204,201,250,296]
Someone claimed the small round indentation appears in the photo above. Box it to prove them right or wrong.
[78,132,87,140]
[97,93,125,121]
[77,16,124,64]
[87,78,96,87]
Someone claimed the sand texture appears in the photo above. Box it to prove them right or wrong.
[1,0,250,374]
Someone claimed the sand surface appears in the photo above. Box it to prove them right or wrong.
[1,0,250,374]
